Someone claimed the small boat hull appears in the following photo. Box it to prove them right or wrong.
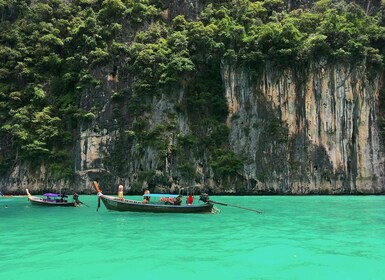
[100,195,213,213]
[28,196,76,207]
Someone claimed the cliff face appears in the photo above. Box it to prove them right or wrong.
[1,1,385,195]
[223,61,385,194]
[2,60,384,194]
[71,59,385,194]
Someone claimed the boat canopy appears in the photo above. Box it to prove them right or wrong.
[44,193,60,197]
[142,193,180,198]
[43,193,68,197]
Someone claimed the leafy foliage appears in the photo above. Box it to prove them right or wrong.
[0,0,384,181]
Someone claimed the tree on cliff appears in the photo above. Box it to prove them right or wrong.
[0,0,384,192]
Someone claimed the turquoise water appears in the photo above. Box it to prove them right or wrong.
[1,195,385,280]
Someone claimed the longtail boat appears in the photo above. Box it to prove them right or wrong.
[93,181,214,213]
[26,189,80,207]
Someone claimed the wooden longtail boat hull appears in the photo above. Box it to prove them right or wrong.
[99,195,213,213]
[27,196,75,207]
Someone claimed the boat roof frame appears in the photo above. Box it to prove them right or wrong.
[142,193,180,198]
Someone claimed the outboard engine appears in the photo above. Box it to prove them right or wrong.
[199,193,210,202]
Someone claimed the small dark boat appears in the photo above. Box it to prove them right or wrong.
[93,181,214,213]
[26,189,79,207]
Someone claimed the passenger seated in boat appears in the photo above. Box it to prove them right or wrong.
[174,195,182,205]
[160,197,174,205]
[159,196,181,205]
[167,198,174,205]
[186,195,194,205]
[143,189,150,203]
[159,197,168,204]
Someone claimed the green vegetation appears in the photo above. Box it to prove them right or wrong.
[0,0,384,182]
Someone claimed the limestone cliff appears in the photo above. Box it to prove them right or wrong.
[67,60,385,194]
[1,0,385,195]
[2,61,384,195]
[223,60,385,194]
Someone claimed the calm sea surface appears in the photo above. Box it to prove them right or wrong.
[1,195,385,280]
